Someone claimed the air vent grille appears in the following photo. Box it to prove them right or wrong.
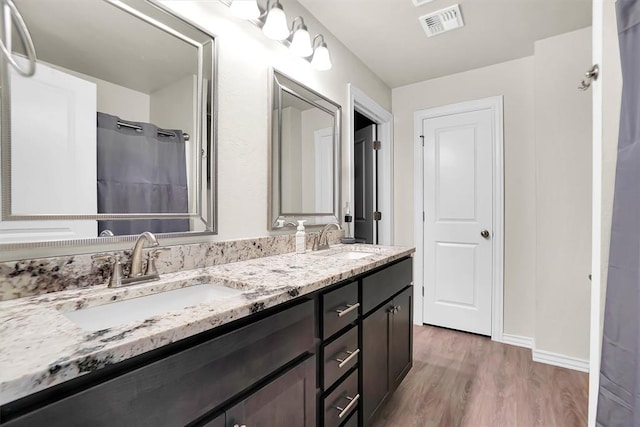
[418,4,464,37]
[411,0,436,6]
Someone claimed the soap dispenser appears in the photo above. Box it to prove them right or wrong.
[295,220,307,254]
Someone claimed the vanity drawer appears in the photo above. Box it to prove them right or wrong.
[323,326,359,389]
[362,257,412,315]
[323,369,359,427]
[343,411,358,427]
[322,281,359,339]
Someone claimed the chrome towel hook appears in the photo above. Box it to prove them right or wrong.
[0,0,36,77]
[578,64,599,91]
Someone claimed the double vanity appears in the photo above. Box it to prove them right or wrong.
[0,242,414,426]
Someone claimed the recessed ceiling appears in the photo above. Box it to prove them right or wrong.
[297,0,592,88]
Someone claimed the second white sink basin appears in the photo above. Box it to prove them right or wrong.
[63,284,243,331]
[329,251,374,260]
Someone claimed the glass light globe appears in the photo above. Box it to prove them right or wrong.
[311,43,332,70]
[290,27,312,57]
[262,4,288,41]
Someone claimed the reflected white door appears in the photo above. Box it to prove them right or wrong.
[422,108,493,335]
[0,58,97,243]
[314,127,334,213]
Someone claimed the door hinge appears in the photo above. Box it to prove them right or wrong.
[420,135,424,146]
[422,287,424,296]
[373,140,381,150]
[373,211,382,221]
[422,211,425,222]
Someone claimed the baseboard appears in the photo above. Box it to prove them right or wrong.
[532,348,590,373]
[501,333,534,349]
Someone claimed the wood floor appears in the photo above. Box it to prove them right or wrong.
[372,325,588,427]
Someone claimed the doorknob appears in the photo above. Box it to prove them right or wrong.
[480,230,490,239]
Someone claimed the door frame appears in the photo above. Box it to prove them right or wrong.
[413,96,505,341]
[588,1,604,425]
[348,84,394,245]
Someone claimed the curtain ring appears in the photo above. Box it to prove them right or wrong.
[0,0,37,77]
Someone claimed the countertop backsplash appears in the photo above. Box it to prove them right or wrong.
[0,230,342,302]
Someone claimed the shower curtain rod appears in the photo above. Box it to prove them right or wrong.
[116,120,190,141]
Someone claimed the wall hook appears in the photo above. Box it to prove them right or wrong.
[578,64,599,91]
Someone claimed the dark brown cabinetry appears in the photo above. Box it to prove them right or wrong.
[361,259,413,426]
[226,355,316,427]
[389,287,413,390]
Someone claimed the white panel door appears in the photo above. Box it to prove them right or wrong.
[0,58,98,243]
[422,109,493,335]
[314,127,334,213]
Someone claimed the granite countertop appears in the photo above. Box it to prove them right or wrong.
[0,244,414,406]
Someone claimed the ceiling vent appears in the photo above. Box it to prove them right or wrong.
[411,0,436,6]
[418,4,464,37]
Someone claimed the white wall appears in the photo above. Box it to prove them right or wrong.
[392,57,537,338]
[533,27,592,360]
[161,0,390,241]
[45,60,151,122]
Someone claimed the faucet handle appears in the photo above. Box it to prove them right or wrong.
[145,248,170,276]
[92,253,123,288]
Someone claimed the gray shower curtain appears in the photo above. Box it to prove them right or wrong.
[97,112,189,236]
[597,1,640,425]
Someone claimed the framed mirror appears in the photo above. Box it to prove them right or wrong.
[269,70,341,230]
[0,0,217,246]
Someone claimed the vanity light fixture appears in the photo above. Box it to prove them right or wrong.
[229,0,261,20]
[262,0,289,40]
[289,17,312,57]
[220,0,333,71]
[311,34,332,70]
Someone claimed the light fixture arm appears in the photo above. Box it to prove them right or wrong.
[290,16,306,33]
[312,34,326,48]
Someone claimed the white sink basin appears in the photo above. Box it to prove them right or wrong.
[329,251,374,260]
[62,284,243,331]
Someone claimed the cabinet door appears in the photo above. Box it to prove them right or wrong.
[362,302,392,426]
[202,413,225,427]
[226,355,316,427]
[389,286,413,390]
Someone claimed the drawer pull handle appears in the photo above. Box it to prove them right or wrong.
[335,348,360,368]
[336,303,360,317]
[233,425,246,427]
[334,393,360,419]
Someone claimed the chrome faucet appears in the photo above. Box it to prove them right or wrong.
[130,231,159,277]
[93,231,168,288]
[313,222,342,251]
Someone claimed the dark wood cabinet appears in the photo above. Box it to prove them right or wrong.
[361,263,413,427]
[202,413,225,427]
[362,301,391,425]
[226,355,316,427]
[389,287,413,390]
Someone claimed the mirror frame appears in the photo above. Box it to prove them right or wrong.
[268,69,341,230]
[0,0,218,248]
